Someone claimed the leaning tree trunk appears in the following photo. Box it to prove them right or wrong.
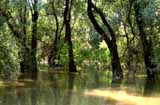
[134,3,155,78]
[30,0,38,73]
[64,0,77,72]
[87,0,123,79]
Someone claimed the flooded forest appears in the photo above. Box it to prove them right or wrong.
[0,0,160,105]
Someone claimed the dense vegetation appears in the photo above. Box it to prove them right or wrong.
[0,0,160,79]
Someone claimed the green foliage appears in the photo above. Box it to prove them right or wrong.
[142,0,160,24]
[0,25,19,77]
[88,30,101,49]
[0,16,5,28]
[0,0,159,77]
[58,43,69,65]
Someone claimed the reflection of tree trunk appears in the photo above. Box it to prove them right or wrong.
[30,0,39,73]
[111,77,123,89]
[48,73,61,105]
[64,0,77,72]
[17,73,37,105]
[30,74,38,105]
[63,74,75,105]
[16,87,28,105]
[30,86,38,105]
[95,64,100,88]
[144,79,155,96]
[87,0,123,79]
[134,3,155,78]
[2,88,18,105]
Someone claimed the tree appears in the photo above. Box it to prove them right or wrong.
[30,0,39,72]
[87,0,123,79]
[0,0,39,73]
[0,0,30,73]
[64,0,77,72]
[47,0,64,67]
[134,0,155,78]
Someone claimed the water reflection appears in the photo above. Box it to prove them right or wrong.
[144,78,160,97]
[63,74,75,105]
[111,78,122,89]
[0,71,160,105]
[144,79,155,96]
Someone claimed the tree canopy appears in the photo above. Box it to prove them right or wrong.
[0,0,160,79]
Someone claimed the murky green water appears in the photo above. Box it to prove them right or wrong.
[0,71,160,105]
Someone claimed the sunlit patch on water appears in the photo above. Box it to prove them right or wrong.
[84,89,160,105]
[0,81,25,87]
[0,79,36,87]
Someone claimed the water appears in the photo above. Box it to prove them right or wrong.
[0,71,160,105]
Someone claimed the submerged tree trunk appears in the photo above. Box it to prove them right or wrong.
[134,3,155,78]
[64,0,77,72]
[87,0,123,79]
[30,0,39,72]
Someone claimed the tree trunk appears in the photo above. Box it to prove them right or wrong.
[109,43,123,79]
[19,4,30,73]
[19,44,30,73]
[64,0,77,72]
[134,2,155,78]
[67,25,77,72]
[30,0,38,73]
